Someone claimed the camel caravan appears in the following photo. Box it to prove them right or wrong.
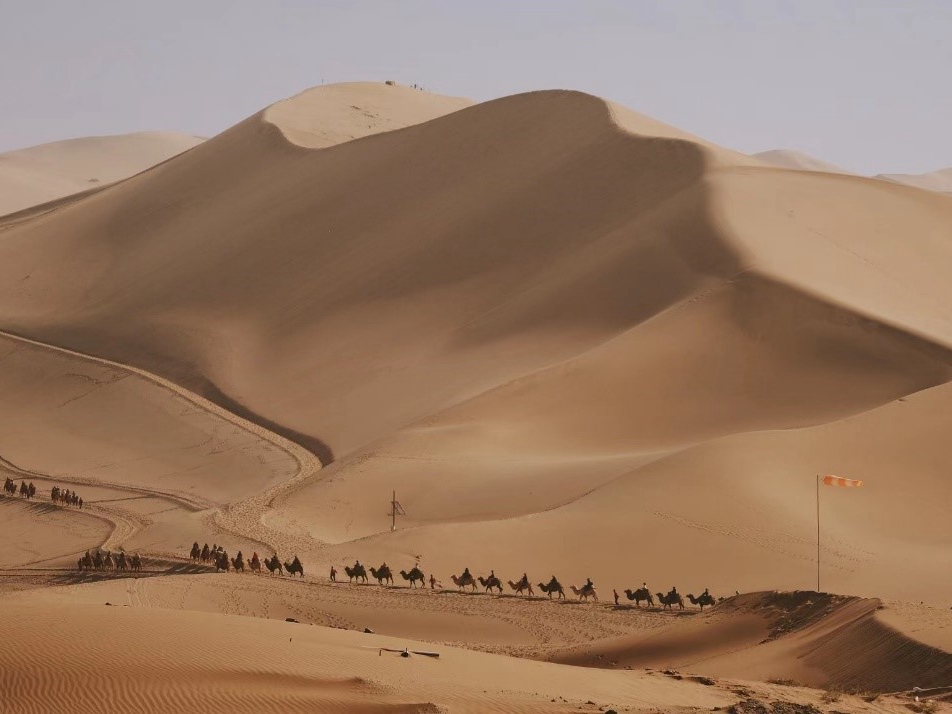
[1,478,85,509]
[184,544,720,611]
[3,478,36,499]
[188,542,304,578]
[77,549,142,574]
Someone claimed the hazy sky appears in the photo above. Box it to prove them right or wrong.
[1,1,949,175]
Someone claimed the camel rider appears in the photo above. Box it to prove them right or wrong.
[521,572,529,585]
[703,588,710,597]
[355,559,362,570]
[463,567,471,578]
[489,569,495,579]
[585,577,594,591]
[292,555,302,568]
[251,552,260,566]
[669,586,678,598]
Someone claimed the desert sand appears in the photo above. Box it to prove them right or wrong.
[1,81,951,712]
[0,131,203,216]
[877,166,952,195]
[753,149,851,174]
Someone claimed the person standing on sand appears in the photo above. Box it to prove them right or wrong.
[613,589,619,605]
[429,574,436,589]
[330,566,337,582]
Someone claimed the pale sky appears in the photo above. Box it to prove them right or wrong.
[1,0,949,175]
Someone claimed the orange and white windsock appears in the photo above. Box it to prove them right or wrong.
[822,475,864,488]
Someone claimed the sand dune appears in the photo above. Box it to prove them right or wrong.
[0,83,951,608]
[0,131,203,216]
[2,81,952,710]
[0,600,736,714]
[753,149,851,174]
[877,166,952,195]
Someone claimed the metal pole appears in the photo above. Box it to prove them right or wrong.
[816,474,820,592]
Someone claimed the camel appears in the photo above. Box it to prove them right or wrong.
[265,555,283,576]
[77,556,85,572]
[216,553,229,572]
[200,544,211,562]
[231,556,245,573]
[478,575,503,594]
[344,564,367,583]
[19,481,29,498]
[116,552,127,572]
[189,542,201,560]
[284,558,304,578]
[451,573,477,592]
[570,584,598,602]
[400,567,425,588]
[3,478,15,495]
[130,554,142,572]
[507,577,534,596]
[655,592,685,610]
[369,564,393,585]
[92,550,104,571]
[538,577,565,600]
[249,555,261,574]
[103,551,115,572]
[687,593,716,610]
[624,588,654,607]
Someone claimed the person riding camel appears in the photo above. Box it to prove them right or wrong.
[251,552,260,567]
[354,559,362,570]
[585,577,594,592]
[489,569,495,579]
[463,567,472,580]
[669,585,679,598]
[521,572,529,586]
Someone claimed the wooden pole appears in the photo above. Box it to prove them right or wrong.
[816,474,821,592]
[391,490,396,532]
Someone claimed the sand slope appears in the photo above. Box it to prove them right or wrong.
[0,131,203,216]
[753,149,850,174]
[877,166,952,195]
[1,82,952,610]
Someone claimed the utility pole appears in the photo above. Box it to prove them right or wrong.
[816,474,821,592]
[389,490,405,531]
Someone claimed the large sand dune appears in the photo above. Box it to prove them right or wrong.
[2,81,952,710]
[0,131,203,216]
[1,83,952,605]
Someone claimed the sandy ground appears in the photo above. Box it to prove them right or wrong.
[1,81,952,711]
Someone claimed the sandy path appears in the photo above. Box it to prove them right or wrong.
[0,327,322,557]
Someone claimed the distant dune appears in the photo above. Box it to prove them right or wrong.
[876,166,952,194]
[1,81,952,610]
[0,131,203,216]
[753,149,850,174]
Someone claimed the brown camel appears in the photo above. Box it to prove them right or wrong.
[478,575,503,594]
[507,577,534,596]
[344,564,367,583]
[265,555,283,575]
[130,554,142,572]
[537,577,565,600]
[451,573,477,591]
[400,567,425,588]
[369,564,393,585]
[687,592,717,610]
[284,557,304,578]
[656,592,685,610]
[570,584,598,602]
[624,587,654,607]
